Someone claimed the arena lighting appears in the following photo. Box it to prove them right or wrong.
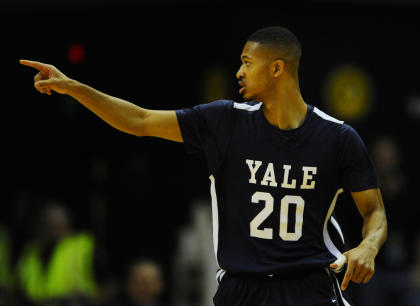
[323,64,374,122]
[67,43,85,65]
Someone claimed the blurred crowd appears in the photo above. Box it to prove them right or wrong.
[340,134,420,306]
[356,135,420,306]
[0,203,167,306]
[0,135,419,306]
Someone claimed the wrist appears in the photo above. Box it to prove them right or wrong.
[64,78,80,95]
[359,240,379,255]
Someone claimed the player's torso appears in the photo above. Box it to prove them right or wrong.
[214,103,344,275]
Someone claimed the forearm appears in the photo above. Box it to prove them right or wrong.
[20,60,182,141]
[359,207,388,255]
[65,80,148,136]
[339,199,387,290]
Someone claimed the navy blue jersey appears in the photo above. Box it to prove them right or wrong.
[176,100,379,276]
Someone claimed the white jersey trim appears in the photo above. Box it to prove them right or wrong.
[326,268,352,306]
[330,216,345,244]
[323,189,345,263]
[216,268,226,283]
[209,175,220,266]
[333,275,352,306]
[313,107,344,125]
[233,102,262,112]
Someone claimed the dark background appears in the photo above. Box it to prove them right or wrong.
[2,1,420,304]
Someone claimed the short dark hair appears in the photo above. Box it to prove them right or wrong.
[247,26,302,75]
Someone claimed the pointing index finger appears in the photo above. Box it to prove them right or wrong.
[341,261,355,291]
[19,59,49,72]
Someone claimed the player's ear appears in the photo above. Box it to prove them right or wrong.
[272,59,285,78]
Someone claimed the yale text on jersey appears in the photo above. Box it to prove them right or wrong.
[246,159,317,190]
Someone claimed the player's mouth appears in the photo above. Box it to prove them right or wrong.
[238,80,246,94]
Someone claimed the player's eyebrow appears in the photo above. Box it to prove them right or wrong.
[241,55,252,60]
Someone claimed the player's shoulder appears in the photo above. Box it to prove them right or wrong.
[205,99,261,108]
[310,106,359,138]
[199,100,263,114]
[194,99,234,112]
[311,106,344,126]
[231,101,263,112]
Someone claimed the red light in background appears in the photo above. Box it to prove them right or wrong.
[68,43,85,65]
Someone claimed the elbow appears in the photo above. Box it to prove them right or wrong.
[129,123,147,137]
[126,113,149,137]
[131,109,150,137]
[111,119,146,137]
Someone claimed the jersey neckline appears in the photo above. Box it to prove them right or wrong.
[257,103,314,136]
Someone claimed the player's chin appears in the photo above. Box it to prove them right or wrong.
[242,92,254,101]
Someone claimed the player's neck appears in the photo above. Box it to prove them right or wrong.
[262,82,307,131]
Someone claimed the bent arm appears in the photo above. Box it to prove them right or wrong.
[20,60,183,142]
[352,188,388,253]
[338,188,388,290]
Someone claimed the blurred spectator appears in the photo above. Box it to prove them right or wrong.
[358,135,419,306]
[104,259,165,306]
[172,199,218,306]
[15,201,112,306]
[0,189,36,305]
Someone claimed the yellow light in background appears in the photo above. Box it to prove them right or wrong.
[323,65,374,122]
[201,65,230,103]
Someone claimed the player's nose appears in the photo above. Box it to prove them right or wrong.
[236,66,245,79]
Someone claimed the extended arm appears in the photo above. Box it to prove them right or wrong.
[20,60,183,142]
[331,188,387,290]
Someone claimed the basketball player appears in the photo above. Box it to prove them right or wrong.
[20,26,387,306]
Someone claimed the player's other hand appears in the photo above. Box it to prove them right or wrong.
[19,59,72,95]
[331,244,377,291]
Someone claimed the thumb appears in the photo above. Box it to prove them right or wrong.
[330,254,347,272]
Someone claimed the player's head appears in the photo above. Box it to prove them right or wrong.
[236,26,302,101]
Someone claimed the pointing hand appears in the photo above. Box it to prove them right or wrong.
[330,245,376,291]
[20,59,72,95]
